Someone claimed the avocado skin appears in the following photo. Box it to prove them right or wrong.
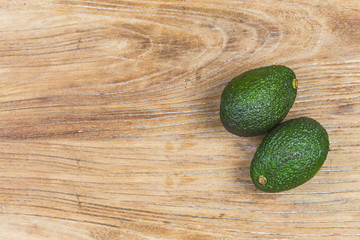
[220,65,297,137]
[250,117,330,193]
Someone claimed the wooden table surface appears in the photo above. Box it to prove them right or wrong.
[0,0,359,239]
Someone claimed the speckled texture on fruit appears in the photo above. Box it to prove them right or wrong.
[220,65,297,137]
[250,117,330,193]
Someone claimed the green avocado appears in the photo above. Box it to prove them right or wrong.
[220,65,297,137]
[250,117,330,193]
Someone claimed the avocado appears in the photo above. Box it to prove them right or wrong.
[250,117,329,192]
[220,65,297,137]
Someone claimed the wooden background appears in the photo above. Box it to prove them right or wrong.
[0,0,359,239]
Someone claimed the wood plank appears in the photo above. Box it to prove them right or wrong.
[0,0,359,239]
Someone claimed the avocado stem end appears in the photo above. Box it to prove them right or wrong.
[258,176,267,185]
[292,79,298,89]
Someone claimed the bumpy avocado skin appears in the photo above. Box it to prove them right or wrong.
[250,117,330,193]
[220,65,297,137]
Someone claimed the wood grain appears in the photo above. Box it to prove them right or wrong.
[0,0,359,239]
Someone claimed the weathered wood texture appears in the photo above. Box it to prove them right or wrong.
[0,0,359,239]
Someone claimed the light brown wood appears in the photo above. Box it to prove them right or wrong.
[0,0,359,239]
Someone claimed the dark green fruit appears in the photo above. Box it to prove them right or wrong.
[250,117,329,193]
[220,65,297,137]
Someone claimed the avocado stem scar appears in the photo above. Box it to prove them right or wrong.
[258,176,267,185]
[292,79,298,89]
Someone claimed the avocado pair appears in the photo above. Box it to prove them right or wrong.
[220,65,329,192]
